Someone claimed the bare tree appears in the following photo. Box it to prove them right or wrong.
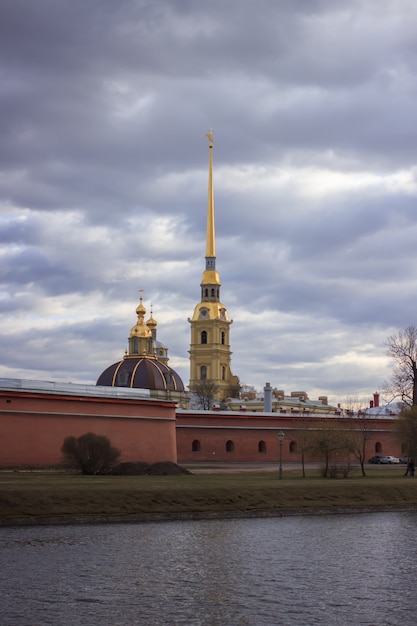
[223,379,241,401]
[385,325,417,406]
[395,406,417,461]
[342,397,371,476]
[343,396,365,416]
[346,412,372,476]
[310,422,353,478]
[292,415,314,477]
[191,380,219,410]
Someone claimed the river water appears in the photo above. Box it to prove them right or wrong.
[1,512,416,626]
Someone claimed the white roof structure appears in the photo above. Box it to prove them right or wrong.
[0,377,151,399]
[362,401,404,417]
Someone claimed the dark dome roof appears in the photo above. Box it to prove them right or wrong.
[96,356,185,392]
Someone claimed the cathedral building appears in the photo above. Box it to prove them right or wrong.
[96,292,189,408]
[188,131,240,402]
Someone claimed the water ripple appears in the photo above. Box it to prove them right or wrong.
[1,511,417,625]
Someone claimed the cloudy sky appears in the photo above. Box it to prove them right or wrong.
[1,0,417,407]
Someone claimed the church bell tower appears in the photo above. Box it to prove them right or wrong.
[188,131,239,402]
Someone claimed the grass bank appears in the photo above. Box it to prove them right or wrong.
[1,467,417,526]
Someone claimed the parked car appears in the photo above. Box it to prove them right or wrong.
[368,455,385,464]
[379,455,401,464]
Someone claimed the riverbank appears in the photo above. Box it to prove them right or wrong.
[1,466,417,526]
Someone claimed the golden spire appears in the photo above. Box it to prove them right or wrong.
[200,130,220,290]
[205,128,216,259]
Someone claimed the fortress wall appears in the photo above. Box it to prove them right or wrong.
[0,389,177,467]
[176,411,399,463]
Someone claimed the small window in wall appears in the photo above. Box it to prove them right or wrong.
[222,366,226,380]
[226,440,234,453]
[200,366,207,380]
[221,331,225,345]
[192,440,201,452]
[289,441,297,454]
[375,442,382,453]
[258,440,266,453]
[201,330,207,344]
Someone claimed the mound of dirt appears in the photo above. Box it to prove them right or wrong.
[148,461,192,476]
[110,461,192,476]
[110,462,150,475]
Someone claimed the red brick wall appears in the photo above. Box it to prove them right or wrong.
[0,390,177,467]
[0,391,403,468]
[176,410,401,463]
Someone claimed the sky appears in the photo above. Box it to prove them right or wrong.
[1,0,417,407]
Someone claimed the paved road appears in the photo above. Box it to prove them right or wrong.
[184,461,406,474]
[185,462,321,474]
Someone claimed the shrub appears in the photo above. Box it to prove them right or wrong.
[61,433,121,475]
[323,462,354,479]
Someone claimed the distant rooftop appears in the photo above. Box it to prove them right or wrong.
[0,377,151,399]
[362,401,403,416]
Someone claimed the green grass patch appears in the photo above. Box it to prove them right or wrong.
[1,468,417,524]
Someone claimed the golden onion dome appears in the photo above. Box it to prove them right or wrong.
[146,305,157,329]
[130,320,152,338]
[130,293,152,338]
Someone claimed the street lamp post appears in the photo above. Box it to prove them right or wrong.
[278,430,285,480]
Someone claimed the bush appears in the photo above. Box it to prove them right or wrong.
[61,433,121,475]
[322,462,354,479]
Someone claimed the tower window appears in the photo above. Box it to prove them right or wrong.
[211,288,215,297]
[133,338,139,353]
[204,288,208,297]
[222,366,226,380]
[221,331,225,345]
[200,366,207,380]
[201,330,207,344]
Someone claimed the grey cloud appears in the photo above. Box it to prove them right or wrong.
[1,0,417,402]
